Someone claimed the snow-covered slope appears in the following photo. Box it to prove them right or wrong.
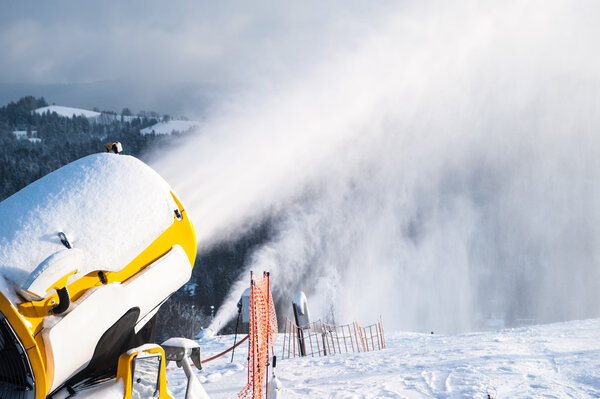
[141,120,201,135]
[165,318,600,398]
[34,105,101,118]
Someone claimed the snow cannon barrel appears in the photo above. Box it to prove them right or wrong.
[0,152,197,399]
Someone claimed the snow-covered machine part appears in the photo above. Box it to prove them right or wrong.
[292,291,310,328]
[162,337,202,370]
[116,344,172,399]
[239,287,251,324]
[0,152,197,399]
[161,338,209,399]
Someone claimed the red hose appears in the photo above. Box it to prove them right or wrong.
[202,335,249,364]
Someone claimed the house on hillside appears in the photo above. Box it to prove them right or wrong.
[12,130,41,143]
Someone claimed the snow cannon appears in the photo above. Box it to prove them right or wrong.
[0,152,197,398]
[292,291,311,328]
[292,292,310,358]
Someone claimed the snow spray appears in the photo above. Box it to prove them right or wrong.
[150,1,600,333]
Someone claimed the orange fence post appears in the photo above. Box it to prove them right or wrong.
[284,319,288,359]
[348,325,354,353]
[358,323,366,352]
[359,325,365,351]
[306,325,315,357]
[341,325,348,353]
[380,317,386,349]
[292,321,296,358]
[330,326,337,354]
[334,325,342,354]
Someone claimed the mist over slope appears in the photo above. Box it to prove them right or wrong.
[149,1,600,333]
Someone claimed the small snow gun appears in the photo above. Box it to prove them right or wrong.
[0,151,197,398]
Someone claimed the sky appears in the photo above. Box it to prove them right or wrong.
[0,1,392,116]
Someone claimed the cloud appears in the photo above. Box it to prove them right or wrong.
[0,1,392,114]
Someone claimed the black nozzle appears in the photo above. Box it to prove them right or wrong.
[52,287,70,315]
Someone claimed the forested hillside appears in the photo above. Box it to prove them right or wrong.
[0,96,170,199]
[0,96,264,340]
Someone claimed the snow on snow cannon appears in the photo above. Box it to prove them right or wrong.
[0,151,197,399]
[161,338,209,399]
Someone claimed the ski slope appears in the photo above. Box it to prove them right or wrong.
[34,105,101,118]
[166,318,600,398]
[141,120,201,135]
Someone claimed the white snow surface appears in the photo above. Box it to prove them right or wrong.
[165,319,600,398]
[162,337,201,349]
[34,105,101,119]
[0,153,177,290]
[141,120,201,135]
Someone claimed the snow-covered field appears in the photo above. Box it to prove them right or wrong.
[166,319,600,398]
[34,105,101,118]
[141,120,201,135]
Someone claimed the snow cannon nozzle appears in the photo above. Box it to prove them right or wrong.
[51,287,70,315]
[104,141,123,154]
[58,231,71,249]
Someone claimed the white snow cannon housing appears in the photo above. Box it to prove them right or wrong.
[0,153,197,398]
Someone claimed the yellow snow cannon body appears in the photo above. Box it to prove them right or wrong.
[0,152,197,399]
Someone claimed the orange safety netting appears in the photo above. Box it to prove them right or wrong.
[239,271,278,399]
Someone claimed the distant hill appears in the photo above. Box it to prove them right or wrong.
[34,105,101,119]
[0,96,171,201]
[34,104,202,134]
[141,120,202,135]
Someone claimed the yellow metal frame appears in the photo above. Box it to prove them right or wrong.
[116,345,172,399]
[0,191,196,399]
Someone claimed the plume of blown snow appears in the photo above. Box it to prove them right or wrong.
[151,1,600,334]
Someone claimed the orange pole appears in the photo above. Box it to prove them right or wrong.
[334,325,342,354]
[306,324,315,357]
[380,317,386,348]
[265,272,270,399]
[288,320,292,358]
[361,325,368,351]
[330,325,336,354]
[369,325,376,351]
[342,325,348,353]
[353,322,361,352]
[292,320,296,358]
[282,317,287,359]
[348,325,355,353]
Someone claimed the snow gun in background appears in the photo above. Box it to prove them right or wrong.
[0,146,197,399]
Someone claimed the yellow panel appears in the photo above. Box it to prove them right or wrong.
[117,346,173,399]
[5,190,196,397]
[0,293,47,399]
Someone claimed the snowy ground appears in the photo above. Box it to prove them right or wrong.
[166,319,600,398]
